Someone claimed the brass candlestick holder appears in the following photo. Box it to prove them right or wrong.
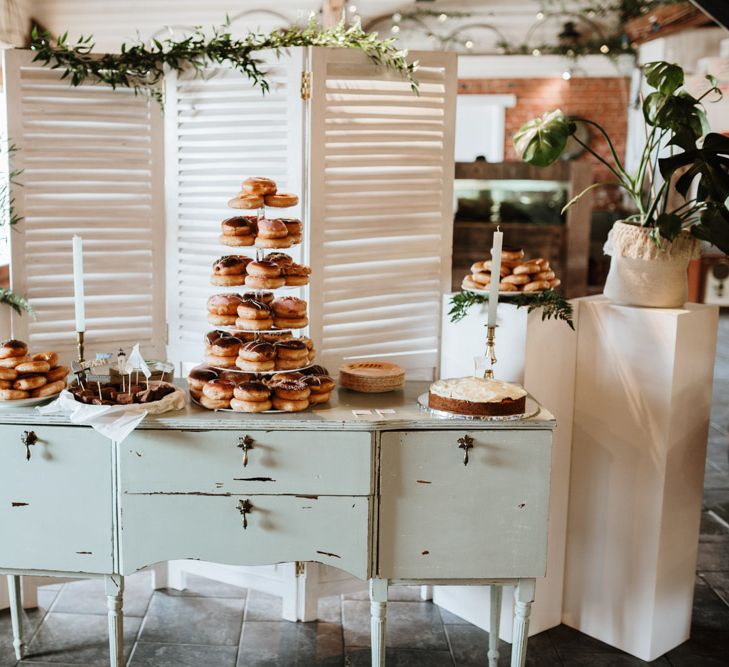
[483,325,497,380]
[76,331,85,363]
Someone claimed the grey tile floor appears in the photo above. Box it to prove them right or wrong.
[2,317,729,666]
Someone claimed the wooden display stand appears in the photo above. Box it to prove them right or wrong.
[562,296,718,661]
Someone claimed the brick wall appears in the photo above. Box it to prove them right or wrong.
[458,77,631,191]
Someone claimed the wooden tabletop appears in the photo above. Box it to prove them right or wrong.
[0,381,555,432]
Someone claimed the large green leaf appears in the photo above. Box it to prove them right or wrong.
[692,204,729,255]
[643,90,706,140]
[644,61,684,95]
[513,109,573,167]
[659,132,729,201]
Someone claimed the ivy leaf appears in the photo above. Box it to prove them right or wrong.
[513,109,573,167]
[644,61,684,95]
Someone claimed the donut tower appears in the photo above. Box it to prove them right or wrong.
[188,176,335,413]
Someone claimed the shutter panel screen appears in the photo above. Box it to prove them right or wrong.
[164,51,304,366]
[307,49,457,379]
[2,49,166,361]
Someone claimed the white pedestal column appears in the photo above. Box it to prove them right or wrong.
[435,296,578,640]
[562,297,718,661]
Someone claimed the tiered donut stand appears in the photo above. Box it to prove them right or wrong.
[191,177,331,413]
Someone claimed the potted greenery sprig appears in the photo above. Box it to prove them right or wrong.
[513,61,727,308]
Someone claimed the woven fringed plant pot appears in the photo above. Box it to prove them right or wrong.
[603,221,700,308]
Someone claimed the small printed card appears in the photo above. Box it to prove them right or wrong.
[352,409,373,417]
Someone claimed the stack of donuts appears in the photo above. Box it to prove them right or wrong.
[188,365,335,413]
[462,247,561,293]
[207,293,308,331]
[211,255,310,288]
[219,215,303,249]
[0,339,69,401]
[204,329,316,371]
[228,177,299,211]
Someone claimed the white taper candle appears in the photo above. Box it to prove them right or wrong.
[486,229,503,327]
[72,235,86,333]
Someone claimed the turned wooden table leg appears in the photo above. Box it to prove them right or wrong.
[369,578,388,667]
[7,575,24,660]
[104,575,124,667]
[488,584,503,667]
[511,578,535,667]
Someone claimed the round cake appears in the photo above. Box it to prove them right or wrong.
[428,377,527,416]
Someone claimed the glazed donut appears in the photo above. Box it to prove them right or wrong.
[0,355,32,369]
[274,380,310,402]
[32,380,66,397]
[471,261,509,278]
[207,293,244,316]
[273,316,308,330]
[236,358,275,372]
[238,341,276,362]
[306,365,330,377]
[257,331,292,343]
[308,349,317,362]
[298,336,314,351]
[275,358,309,371]
[264,192,298,208]
[200,395,231,410]
[272,397,309,412]
[237,298,272,320]
[228,194,264,209]
[271,296,307,319]
[278,218,302,236]
[472,272,491,286]
[0,367,17,381]
[498,282,519,292]
[230,398,272,412]
[235,316,274,331]
[282,263,311,286]
[513,262,542,276]
[244,275,286,290]
[0,340,28,359]
[211,274,245,287]
[256,218,289,239]
[204,353,238,369]
[266,253,294,268]
[220,234,254,247]
[274,339,308,360]
[288,234,303,245]
[33,351,59,367]
[0,379,11,390]
[305,375,336,394]
[46,366,70,383]
[243,291,274,305]
[203,379,236,401]
[523,280,551,293]
[207,330,231,346]
[221,216,253,236]
[246,261,281,278]
[501,274,530,285]
[14,375,47,391]
[210,336,241,357]
[308,391,331,405]
[187,365,219,393]
[242,177,277,196]
[462,277,482,291]
[533,270,555,281]
[15,360,51,374]
[234,381,271,402]
[0,389,29,400]
[499,247,524,262]
[549,278,561,288]
[535,258,550,268]
[213,255,249,276]
[267,372,305,385]
[254,236,293,249]
[208,313,237,326]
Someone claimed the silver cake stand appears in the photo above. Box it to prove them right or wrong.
[417,393,540,422]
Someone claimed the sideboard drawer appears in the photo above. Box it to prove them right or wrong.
[121,429,373,495]
[0,425,114,573]
[119,493,372,579]
[378,429,552,580]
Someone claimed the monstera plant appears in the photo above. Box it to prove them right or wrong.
[514,61,728,308]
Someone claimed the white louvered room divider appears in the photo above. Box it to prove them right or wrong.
[2,49,166,361]
[3,47,456,376]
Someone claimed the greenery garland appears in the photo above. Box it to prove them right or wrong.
[30,18,419,105]
[449,289,575,329]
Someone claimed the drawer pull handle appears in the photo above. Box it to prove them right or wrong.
[237,498,253,529]
[457,435,474,466]
[21,431,38,461]
[237,435,254,467]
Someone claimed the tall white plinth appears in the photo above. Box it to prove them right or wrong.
[436,296,578,640]
[562,296,718,661]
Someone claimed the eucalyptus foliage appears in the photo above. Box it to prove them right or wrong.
[30,18,419,105]
[514,61,729,252]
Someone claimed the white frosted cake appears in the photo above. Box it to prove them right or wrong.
[428,377,527,416]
